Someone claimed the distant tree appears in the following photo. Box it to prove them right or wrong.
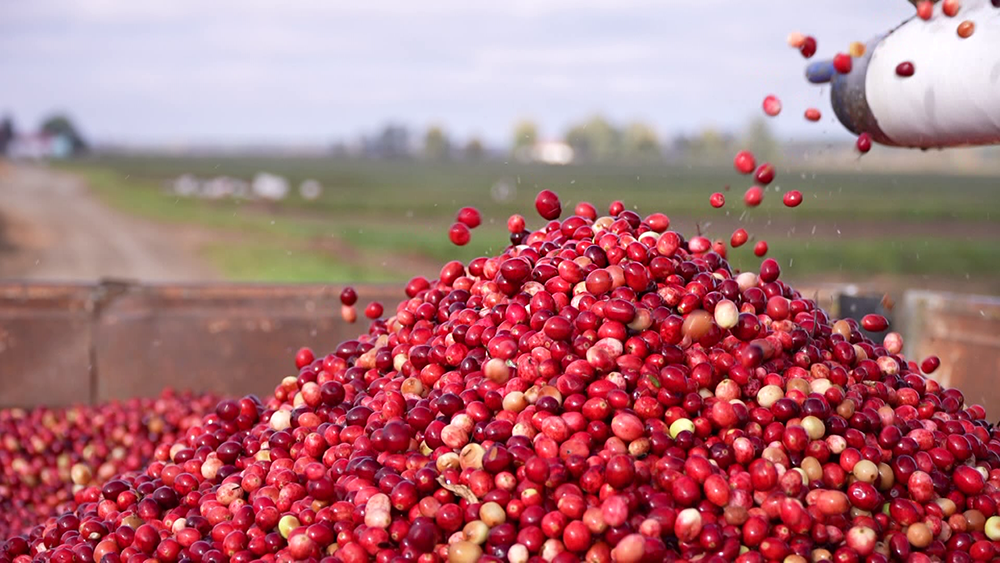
[424,126,451,160]
[0,115,15,155]
[622,122,661,160]
[365,123,411,159]
[685,128,732,162]
[670,134,693,154]
[464,137,485,161]
[565,115,621,161]
[741,117,781,162]
[40,114,88,154]
[328,141,349,157]
[511,120,538,151]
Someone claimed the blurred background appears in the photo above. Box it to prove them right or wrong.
[2,0,999,291]
[1,1,999,407]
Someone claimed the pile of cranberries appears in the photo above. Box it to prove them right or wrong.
[0,390,217,540]
[4,190,1000,563]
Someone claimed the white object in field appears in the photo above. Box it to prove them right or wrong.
[529,141,574,165]
[230,179,251,199]
[173,174,200,197]
[202,177,242,200]
[252,172,290,201]
[865,0,1000,148]
[299,179,323,201]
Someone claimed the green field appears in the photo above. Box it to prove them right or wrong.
[62,156,1000,291]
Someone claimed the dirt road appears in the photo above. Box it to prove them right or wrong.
[0,163,218,282]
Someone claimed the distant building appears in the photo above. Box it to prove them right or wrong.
[528,141,574,165]
[6,133,73,160]
[361,124,413,159]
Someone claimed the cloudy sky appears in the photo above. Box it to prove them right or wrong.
[0,1,915,146]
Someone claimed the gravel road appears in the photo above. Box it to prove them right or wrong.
[0,163,218,282]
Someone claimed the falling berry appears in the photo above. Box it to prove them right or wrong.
[709,193,726,208]
[455,207,481,229]
[449,222,471,246]
[957,20,975,38]
[783,190,803,208]
[762,95,782,117]
[942,0,960,17]
[734,151,756,174]
[861,314,889,332]
[832,53,853,74]
[754,163,776,186]
[340,287,358,306]
[896,62,915,77]
[753,240,769,257]
[786,32,806,48]
[534,189,562,220]
[730,228,749,248]
[848,42,866,58]
[744,186,764,208]
[341,305,357,324]
[856,133,873,154]
[921,356,941,374]
[800,36,817,58]
[917,0,934,20]
[365,302,384,319]
[804,108,822,122]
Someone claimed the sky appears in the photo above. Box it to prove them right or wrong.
[0,1,916,147]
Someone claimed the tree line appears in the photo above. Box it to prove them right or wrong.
[0,112,778,164]
[359,116,779,163]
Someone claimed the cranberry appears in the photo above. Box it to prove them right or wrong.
[743,186,764,207]
[535,190,562,220]
[833,52,852,74]
[16,189,1000,563]
[449,222,471,246]
[734,150,756,174]
[856,133,873,154]
[456,207,481,229]
[782,190,803,208]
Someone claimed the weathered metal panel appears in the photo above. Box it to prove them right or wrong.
[0,282,401,407]
[93,283,401,402]
[0,284,94,407]
[2,282,999,417]
[902,291,1000,417]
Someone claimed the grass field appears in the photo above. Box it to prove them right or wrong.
[61,155,1000,291]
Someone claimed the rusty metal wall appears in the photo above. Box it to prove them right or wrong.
[1,282,998,415]
[0,284,94,407]
[0,281,400,407]
[902,291,1000,415]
